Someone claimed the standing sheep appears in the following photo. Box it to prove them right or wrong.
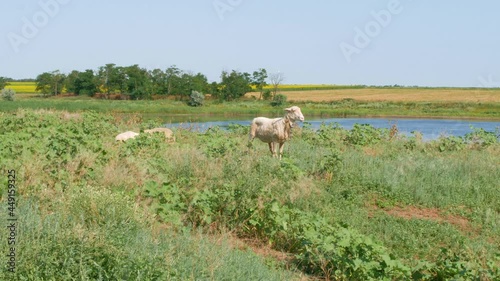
[248,106,304,159]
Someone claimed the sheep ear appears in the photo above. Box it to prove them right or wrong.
[284,107,292,112]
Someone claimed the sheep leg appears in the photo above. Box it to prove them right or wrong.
[268,142,276,157]
[248,123,257,149]
[278,142,285,159]
[247,135,254,150]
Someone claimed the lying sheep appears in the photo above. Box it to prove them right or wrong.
[115,131,139,141]
[248,106,305,159]
[144,127,175,142]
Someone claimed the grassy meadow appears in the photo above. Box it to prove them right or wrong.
[2,82,499,119]
[0,109,499,280]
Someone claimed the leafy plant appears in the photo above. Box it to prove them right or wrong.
[271,93,287,107]
[1,88,15,101]
[464,127,498,148]
[188,90,205,107]
[404,131,423,150]
[318,149,343,180]
[262,89,272,100]
[436,135,465,152]
[143,181,187,226]
[345,124,384,145]
[198,126,239,158]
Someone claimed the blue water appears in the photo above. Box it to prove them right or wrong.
[165,118,500,140]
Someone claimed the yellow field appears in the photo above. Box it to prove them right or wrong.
[5,81,37,93]
[247,87,500,103]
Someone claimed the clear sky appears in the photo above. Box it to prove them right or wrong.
[1,0,499,87]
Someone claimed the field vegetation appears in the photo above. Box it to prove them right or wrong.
[4,81,37,94]
[248,87,500,103]
[3,80,499,120]
[2,96,500,120]
[1,109,499,280]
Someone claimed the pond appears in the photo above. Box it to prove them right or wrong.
[163,117,500,140]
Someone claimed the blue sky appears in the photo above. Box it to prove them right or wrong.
[1,0,499,87]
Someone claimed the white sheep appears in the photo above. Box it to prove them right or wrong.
[248,106,305,159]
[144,127,176,142]
[115,131,139,142]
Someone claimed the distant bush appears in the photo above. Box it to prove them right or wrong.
[270,94,287,107]
[188,90,205,107]
[262,89,272,100]
[1,88,15,101]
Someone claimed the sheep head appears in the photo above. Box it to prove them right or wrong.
[284,106,305,126]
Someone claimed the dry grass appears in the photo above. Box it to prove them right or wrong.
[247,88,500,103]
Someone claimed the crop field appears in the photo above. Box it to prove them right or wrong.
[0,109,499,280]
[4,81,37,93]
[248,87,500,103]
[258,84,365,91]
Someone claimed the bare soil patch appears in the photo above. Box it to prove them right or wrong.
[369,202,475,234]
[384,206,472,232]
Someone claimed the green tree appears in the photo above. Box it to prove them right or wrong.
[123,64,152,100]
[35,70,65,96]
[65,70,80,94]
[0,77,9,90]
[176,72,209,100]
[74,70,99,96]
[165,65,182,96]
[191,72,209,94]
[150,68,168,95]
[97,63,126,98]
[217,70,252,101]
[209,81,220,97]
[252,68,268,100]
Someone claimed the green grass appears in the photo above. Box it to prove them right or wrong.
[1,97,500,119]
[0,195,299,280]
[0,109,499,280]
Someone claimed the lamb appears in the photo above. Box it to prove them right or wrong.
[115,131,139,141]
[248,106,304,159]
[144,127,175,142]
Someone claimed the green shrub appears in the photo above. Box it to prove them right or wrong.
[271,93,287,107]
[464,127,498,148]
[1,88,15,101]
[188,90,205,107]
[262,89,272,100]
[345,124,384,145]
[318,149,343,180]
[435,135,465,152]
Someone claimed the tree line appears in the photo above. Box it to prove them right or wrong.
[31,64,275,101]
